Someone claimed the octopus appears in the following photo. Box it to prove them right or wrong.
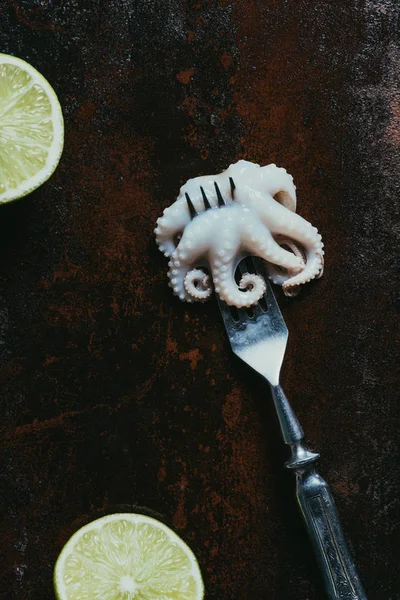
[155,160,324,307]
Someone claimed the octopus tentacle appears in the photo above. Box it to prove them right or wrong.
[184,268,212,301]
[207,223,265,308]
[279,218,324,293]
[266,236,306,288]
[242,219,305,275]
[266,235,324,296]
[282,241,324,294]
[274,236,306,261]
[155,197,192,257]
[166,215,217,301]
[256,163,297,212]
[168,258,211,303]
[167,255,193,302]
[212,260,266,308]
[238,272,267,300]
[256,204,324,292]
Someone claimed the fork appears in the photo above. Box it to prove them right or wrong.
[184,183,367,599]
[217,256,367,599]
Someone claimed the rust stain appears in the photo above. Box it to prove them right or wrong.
[220,51,233,69]
[166,337,178,354]
[12,4,68,33]
[386,96,400,145]
[181,96,197,117]
[183,124,198,144]
[52,256,82,282]
[42,355,61,367]
[176,67,195,85]
[222,388,242,430]
[333,480,361,498]
[158,459,167,483]
[76,101,96,121]
[172,499,188,530]
[179,348,204,370]
[0,359,23,381]
[111,298,119,316]
[172,473,189,530]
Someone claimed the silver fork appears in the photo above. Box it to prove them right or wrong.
[217,255,367,600]
[185,183,367,599]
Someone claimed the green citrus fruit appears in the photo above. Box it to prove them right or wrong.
[54,513,204,599]
[0,53,64,205]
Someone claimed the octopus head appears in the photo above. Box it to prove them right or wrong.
[225,160,297,213]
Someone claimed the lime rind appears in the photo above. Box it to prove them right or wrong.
[0,53,64,205]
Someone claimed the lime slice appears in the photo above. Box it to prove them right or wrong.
[54,513,204,600]
[0,53,64,205]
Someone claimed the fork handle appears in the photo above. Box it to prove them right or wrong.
[270,385,367,600]
[295,467,367,599]
[270,383,304,444]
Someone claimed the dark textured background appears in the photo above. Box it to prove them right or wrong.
[0,1,399,599]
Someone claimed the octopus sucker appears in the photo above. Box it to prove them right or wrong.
[155,160,324,307]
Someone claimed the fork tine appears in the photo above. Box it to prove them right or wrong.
[216,288,246,325]
[231,255,285,321]
[229,177,236,198]
[251,256,285,317]
[215,294,238,330]
[242,256,268,315]
[200,186,212,210]
[214,182,225,207]
[234,258,258,319]
[185,192,198,219]
[216,253,288,381]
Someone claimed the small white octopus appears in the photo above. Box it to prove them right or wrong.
[155,160,324,307]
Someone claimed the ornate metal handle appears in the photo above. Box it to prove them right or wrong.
[294,465,367,599]
[270,385,367,600]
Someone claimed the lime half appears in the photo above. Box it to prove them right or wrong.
[0,53,64,205]
[54,513,204,600]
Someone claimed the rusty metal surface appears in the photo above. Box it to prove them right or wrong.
[0,1,399,598]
